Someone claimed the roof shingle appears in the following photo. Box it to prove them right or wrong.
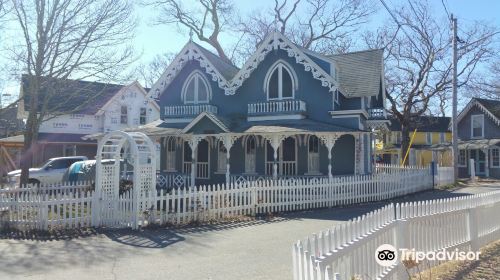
[474,98,500,119]
[328,49,383,97]
[21,75,125,115]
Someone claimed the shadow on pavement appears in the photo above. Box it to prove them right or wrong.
[103,228,185,248]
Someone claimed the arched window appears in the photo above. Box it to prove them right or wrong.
[308,135,320,174]
[265,61,296,100]
[182,71,211,104]
[217,142,227,172]
[165,137,176,171]
[245,136,256,173]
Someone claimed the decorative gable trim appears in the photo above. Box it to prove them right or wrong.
[149,42,231,99]
[456,99,500,128]
[181,112,230,134]
[227,32,343,96]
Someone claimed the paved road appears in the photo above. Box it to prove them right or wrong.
[1,182,499,280]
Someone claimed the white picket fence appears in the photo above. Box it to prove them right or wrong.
[293,190,500,280]
[0,166,434,232]
[435,166,454,186]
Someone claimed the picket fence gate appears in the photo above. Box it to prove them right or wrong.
[292,190,500,280]
[0,165,440,232]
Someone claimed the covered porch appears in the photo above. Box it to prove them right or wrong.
[152,120,370,186]
[432,139,500,178]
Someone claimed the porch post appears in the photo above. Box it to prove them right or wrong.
[220,134,238,185]
[318,133,339,180]
[484,148,489,177]
[187,136,202,187]
[272,135,283,180]
[263,134,285,180]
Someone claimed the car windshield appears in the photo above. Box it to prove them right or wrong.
[36,159,53,169]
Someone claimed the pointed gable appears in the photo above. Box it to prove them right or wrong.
[182,112,230,134]
[228,32,342,95]
[148,32,384,99]
[457,98,500,127]
[149,41,239,99]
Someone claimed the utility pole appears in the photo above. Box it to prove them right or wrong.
[451,14,458,182]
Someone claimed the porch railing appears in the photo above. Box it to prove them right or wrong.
[156,172,189,189]
[182,162,209,179]
[248,100,306,115]
[197,162,209,179]
[164,104,218,117]
[265,161,297,176]
[229,174,329,185]
[367,107,385,119]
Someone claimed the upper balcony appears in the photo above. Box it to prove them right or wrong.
[247,100,307,121]
[164,104,218,118]
[367,108,386,120]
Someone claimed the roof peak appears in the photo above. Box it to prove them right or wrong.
[21,74,127,88]
[328,48,384,57]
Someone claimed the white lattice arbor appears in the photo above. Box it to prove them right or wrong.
[95,131,156,228]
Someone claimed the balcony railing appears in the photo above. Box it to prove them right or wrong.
[164,104,218,117]
[248,100,306,115]
[367,108,386,120]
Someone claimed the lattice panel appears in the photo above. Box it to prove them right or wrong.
[101,164,117,198]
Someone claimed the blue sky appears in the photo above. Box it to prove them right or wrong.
[133,0,500,63]
[2,0,500,105]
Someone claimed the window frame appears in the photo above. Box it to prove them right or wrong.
[217,142,227,173]
[491,148,500,168]
[458,149,467,167]
[426,132,432,145]
[440,132,445,143]
[165,137,177,172]
[307,135,321,175]
[181,71,212,104]
[264,61,297,101]
[139,107,147,125]
[471,114,485,139]
[120,105,128,125]
[244,136,257,174]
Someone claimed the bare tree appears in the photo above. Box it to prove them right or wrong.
[132,53,175,88]
[146,0,235,64]
[9,0,136,184]
[364,0,496,164]
[464,56,500,100]
[238,0,375,57]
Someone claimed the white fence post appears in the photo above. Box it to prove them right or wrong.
[470,158,476,182]
[467,206,480,251]
[393,217,409,280]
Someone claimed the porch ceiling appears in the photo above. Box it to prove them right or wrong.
[87,118,365,141]
[236,119,362,134]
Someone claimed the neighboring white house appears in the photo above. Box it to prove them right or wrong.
[13,76,160,167]
[38,81,160,135]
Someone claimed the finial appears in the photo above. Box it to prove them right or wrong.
[189,29,193,41]
[273,14,278,32]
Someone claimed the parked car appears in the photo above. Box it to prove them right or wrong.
[7,156,88,187]
[63,159,134,194]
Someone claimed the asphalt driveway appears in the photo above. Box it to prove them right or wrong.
[1,181,498,280]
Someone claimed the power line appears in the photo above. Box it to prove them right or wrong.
[441,0,451,19]
[378,0,420,50]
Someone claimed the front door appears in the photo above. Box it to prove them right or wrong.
[470,149,486,176]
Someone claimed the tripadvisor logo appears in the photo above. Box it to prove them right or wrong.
[375,244,398,267]
[375,243,481,267]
